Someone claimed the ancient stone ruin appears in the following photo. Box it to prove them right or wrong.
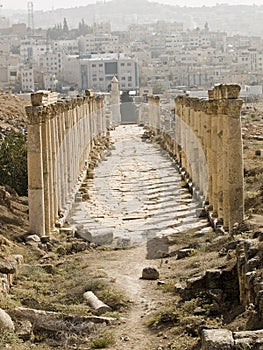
[26,90,108,236]
[142,84,244,234]
[16,84,263,348]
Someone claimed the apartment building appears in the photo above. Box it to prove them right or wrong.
[20,37,52,63]
[52,40,79,54]
[38,51,64,74]
[21,67,34,91]
[78,34,119,55]
[63,53,139,92]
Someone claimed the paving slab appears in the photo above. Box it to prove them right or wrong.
[67,125,210,247]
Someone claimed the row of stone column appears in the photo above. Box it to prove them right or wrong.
[27,91,107,236]
[146,84,244,233]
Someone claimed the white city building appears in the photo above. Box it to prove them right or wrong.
[78,34,119,55]
[63,53,139,92]
[21,67,34,91]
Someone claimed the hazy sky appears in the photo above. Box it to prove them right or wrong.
[2,0,263,11]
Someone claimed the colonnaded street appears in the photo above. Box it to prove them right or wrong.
[68,125,210,256]
[64,125,214,349]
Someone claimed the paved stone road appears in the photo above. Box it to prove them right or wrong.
[68,125,209,254]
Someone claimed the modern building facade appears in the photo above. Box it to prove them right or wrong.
[63,53,139,92]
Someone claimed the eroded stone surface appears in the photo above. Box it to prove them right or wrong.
[0,308,15,331]
[68,125,209,249]
[202,329,234,350]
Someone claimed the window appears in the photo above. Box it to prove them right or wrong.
[105,62,117,75]
[128,76,132,81]
[92,63,96,68]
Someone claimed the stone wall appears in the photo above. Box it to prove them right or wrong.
[26,91,107,236]
[144,84,244,234]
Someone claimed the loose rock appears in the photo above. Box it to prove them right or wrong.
[0,308,15,331]
[141,267,160,280]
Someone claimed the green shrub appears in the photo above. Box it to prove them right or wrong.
[0,130,27,195]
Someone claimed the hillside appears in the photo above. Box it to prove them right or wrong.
[7,0,263,35]
[0,93,28,141]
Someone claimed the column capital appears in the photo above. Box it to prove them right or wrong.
[223,99,243,118]
[26,106,51,124]
[203,100,219,115]
[208,84,241,100]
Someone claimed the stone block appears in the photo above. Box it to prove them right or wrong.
[0,308,15,331]
[75,229,92,242]
[186,275,205,290]
[0,260,16,274]
[225,84,241,99]
[91,231,113,245]
[201,329,234,350]
[31,92,44,106]
[26,234,41,243]
[205,269,222,289]
[0,273,9,294]
[233,330,263,349]
[15,319,33,341]
[177,248,195,260]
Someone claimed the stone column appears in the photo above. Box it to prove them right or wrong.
[210,103,219,215]
[180,99,187,172]
[96,96,102,136]
[203,102,212,205]
[153,96,160,133]
[92,95,96,139]
[46,108,55,232]
[217,102,225,222]
[197,106,205,196]
[49,111,58,228]
[223,94,244,232]
[54,111,61,218]
[56,107,64,213]
[189,101,199,190]
[192,103,202,194]
[26,95,45,236]
[188,101,197,182]
[147,96,159,134]
[61,107,68,210]
[40,108,51,235]
[110,76,121,126]
[175,97,183,164]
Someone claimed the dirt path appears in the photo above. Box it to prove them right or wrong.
[92,244,168,350]
[93,245,163,350]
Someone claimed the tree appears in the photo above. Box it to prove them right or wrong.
[0,131,28,196]
[152,83,166,95]
[63,18,69,34]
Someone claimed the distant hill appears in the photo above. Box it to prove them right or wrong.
[8,0,263,36]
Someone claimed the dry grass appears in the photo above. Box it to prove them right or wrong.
[242,103,263,216]
[90,329,115,349]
